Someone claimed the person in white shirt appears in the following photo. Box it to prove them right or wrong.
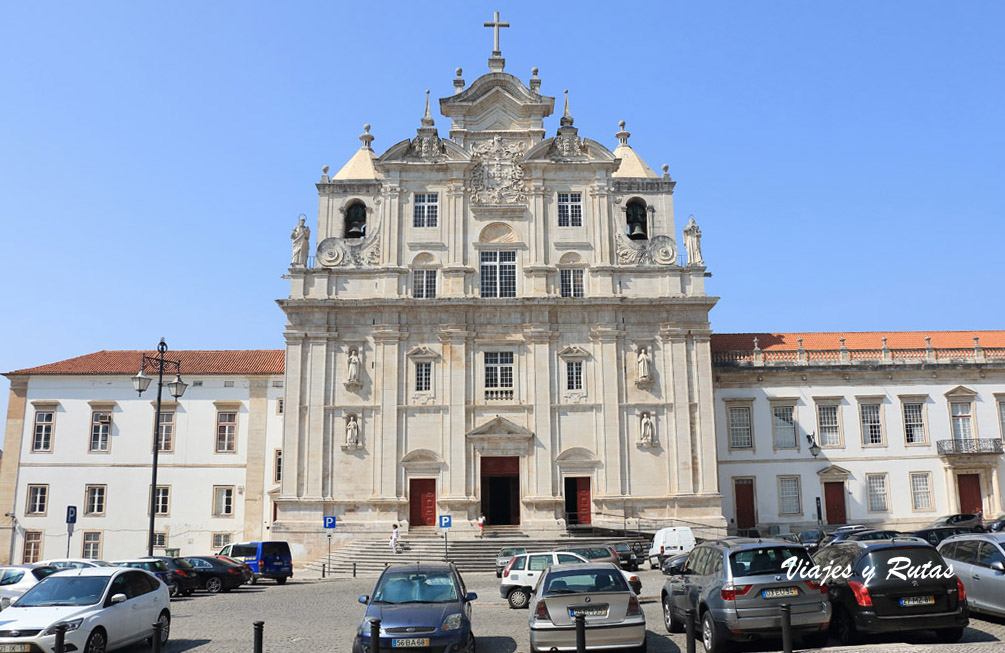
[477,514,486,538]
[389,524,400,553]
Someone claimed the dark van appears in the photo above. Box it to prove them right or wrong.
[219,541,293,584]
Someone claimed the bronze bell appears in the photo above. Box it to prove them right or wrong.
[627,222,647,240]
[345,220,366,239]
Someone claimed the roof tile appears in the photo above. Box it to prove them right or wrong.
[6,350,285,376]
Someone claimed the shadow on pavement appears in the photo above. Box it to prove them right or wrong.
[474,636,518,652]
[121,639,212,652]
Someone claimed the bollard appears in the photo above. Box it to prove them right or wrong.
[780,603,792,653]
[253,620,264,653]
[353,562,357,578]
[53,623,66,653]
[685,608,696,653]
[575,613,586,653]
[321,563,326,579]
[370,618,381,653]
[151,620,163,653]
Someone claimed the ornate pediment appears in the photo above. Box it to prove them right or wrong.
[406,346,439,361]
[557,345,589,360]
[944,385,978,398]
[466,416,533,440]
[817,465,852,478]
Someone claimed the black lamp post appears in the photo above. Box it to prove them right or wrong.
[806,431,821,458]
[132,338,187,556]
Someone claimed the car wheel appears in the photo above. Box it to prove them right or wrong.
[833,606,859,646]
[935,627,964,643]
[250,576,257,585]
[276,576,288,585]
[84,628,107,653]
[147,611,170,646]
[507,587,530,609]
[663,597,684,633]
[701,611,725,653]
[463,632,476,653]
[206,577,224,593]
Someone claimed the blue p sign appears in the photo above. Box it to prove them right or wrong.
[323,516,336,529]
[66,506,77,524]
[438,515,451,529]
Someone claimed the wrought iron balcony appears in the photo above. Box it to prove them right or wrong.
[936,438,1004,455]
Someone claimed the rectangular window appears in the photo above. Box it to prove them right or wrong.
[157,411,174,452]
[779,476,801,515]
[728,406,752,448]
[89,411,111,452]
[212,532,232,549]
[867,474,889,512]
[152,532,167,548]
[213,486,235,516]
[861,404,883,445]
[85,485,106,516]
[22,531,42,564]
[818,405,841,446]
[951,402,973,441]
[153,486,170,515]
[560,268,584,298]
[772,406,797,449]
[557,192,583,227]
[910,472,932,511]
[566,361,583,391]
[82,532,101,560]
[484,352,514,401]
[415,361,432,392]
[903,403,925,444]
[999,400,1005,438]
[274,449,283,484]
[216,411,237,452]
[412,269,437,298]
[480,250,516,298]
[26,485,48,515]
[32,411,53,452]
[412,193,438,227]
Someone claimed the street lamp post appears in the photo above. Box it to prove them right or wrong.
[132,338,187,556]
[806,431,821,458]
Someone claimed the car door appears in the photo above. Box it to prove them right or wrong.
[970,542,1005,614]
[945,541,979,606]
[673,547,705,617]
[102,572,140,648]
[524,554,552,589]
[128,571,162,643]
[187,557,214,587]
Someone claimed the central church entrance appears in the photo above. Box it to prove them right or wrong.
[480,456,520,525]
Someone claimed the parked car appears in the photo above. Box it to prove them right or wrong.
[661,538,830,652]
[938,533,1005,617]
[565,546,622,569]
[149,556,201,597]
[0,565,58,604]
[495,547,528,578]
[983,516,1005,533]
[818,526,889,549]
[182,556,248,592]
[529,562,646,653]
[660,552,689,575]
[813,539,968,645]
[775,533,800,544]
[214,555,254,582]
[0,566,170,653]
[796,530,827,554]
[607,542,641,571]
[37,558,114,570]
[218,540,294,584]
[112,559,176,597]
[502,552,641,608]
[910,526,979,548]
[352,562,476,653]
[648,527,696,568]
[926,513,985,531]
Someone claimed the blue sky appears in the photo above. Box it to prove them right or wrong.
[2,2,1004,429]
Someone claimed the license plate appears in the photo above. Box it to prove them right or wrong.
[0,645,31,653]
[899,595,935,606]
[392,638,429,647]
[569,606,608,618]
[762,587,799,598]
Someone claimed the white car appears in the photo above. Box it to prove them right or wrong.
[0,565,59,604]
[37,559,114,570]
[0,566,170,653]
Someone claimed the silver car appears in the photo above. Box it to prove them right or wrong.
[495,547,527,578]
[0,565,58,606]
[528,562,646,652]
[938,532,1005,617]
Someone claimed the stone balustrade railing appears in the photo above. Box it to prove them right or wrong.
[712,346,1005,366]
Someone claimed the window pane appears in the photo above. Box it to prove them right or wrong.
[33,412,53,451]
[861,404,882,444]
[817,405,840,446]
[772,406,796,448]
[951,403,973,440]
[158,411,174,451]
[567,361,583,391]
[868,475,888,511]
[779,477,800,514]
[903,403,925,444]
[910,473,931,510]
[416,362,431,392]
[729,407,752,448]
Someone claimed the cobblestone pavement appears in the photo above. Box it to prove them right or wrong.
[117,568,1005,652]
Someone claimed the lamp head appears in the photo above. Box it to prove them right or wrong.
[167,373,187,399]
[132,368,151,395]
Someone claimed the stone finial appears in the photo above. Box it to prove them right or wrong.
[616,120,630,145]
[839,337,847,350]
[560,89,574,127]
[752,336,760,351]
[421,90,435,127]
[454,67,465,93]
[320,165,330,183]
[797,337,804,350]
[529,67,541,92]
[322,165,329,174]
[359,124,374,150]
[661,163,670,178]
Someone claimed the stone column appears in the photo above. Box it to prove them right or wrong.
[0,379,28,564]
[243,378,269,541]
[281,332,306,499]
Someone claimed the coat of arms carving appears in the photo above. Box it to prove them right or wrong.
[469,136,527,204]
[549,132,587,160]
[406,133,446,161]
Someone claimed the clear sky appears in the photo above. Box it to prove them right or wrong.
[2,2,1004,432]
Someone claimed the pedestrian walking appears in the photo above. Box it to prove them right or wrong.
[390,524,400,553]
[477,513,486,538]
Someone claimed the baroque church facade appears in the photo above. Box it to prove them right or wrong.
[275,37,724,545]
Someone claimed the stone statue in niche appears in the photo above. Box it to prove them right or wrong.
[344,414,361,449]
[290,215,310,267]
[640,412,655,446]
[344,348,363,391]
[683,216,703,266]
[637,347,652,381]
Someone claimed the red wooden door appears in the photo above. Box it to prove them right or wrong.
[409,478,436,526]
[824,482,846,525]
[576,478,591,525]
[957,474,982,514]
[734,479,756,529]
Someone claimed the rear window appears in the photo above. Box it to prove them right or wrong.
[730,546,813,577]
[612,544,630,552]
[857,547,951,577]
[262,542,291,557]
[231,544,258,557]
[543,568,629,594]
[511,556,526,571]
[0,570,25,585]
[173,558,194,570]
[32,568,57,580]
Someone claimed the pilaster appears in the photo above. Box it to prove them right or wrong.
[305,333,329,499]
[526,327,556,499]
[0,378,28,564]
[666,334,695,494]
[439,326,472,498]
[591,326,624,496]
[243,378,269,541]
[374,327,403,501]
[281,333,306,499]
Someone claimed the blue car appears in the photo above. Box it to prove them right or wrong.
[353,562,477,653]
[218,540,293,584]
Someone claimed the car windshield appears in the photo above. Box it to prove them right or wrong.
[798,531,821,541]
[730,546,813,577]
[612,544,631,552]
[15,576,109,607]
[372,571,458,604]
[543,568,629,595]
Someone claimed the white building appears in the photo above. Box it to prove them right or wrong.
[712,331,1005,534]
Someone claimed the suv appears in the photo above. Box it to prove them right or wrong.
[495,547,527,578]
[661,538,830,653]
[938,533,1005,617]
[814,539,968,645]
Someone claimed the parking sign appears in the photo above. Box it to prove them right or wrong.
[323,516,336,529]
[66,506,77,524]
[438,515,451,529]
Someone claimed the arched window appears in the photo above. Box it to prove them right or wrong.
[626,199,648,240]
[344,202,367,239]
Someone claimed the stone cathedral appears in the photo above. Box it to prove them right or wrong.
[276,18,724,548]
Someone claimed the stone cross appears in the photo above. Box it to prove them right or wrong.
[483,11,509,55]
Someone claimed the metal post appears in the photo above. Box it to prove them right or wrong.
[151,620,163,653]
[353,562,357,578]
[575,613,586,653]
[147,344,166,557]
[685,608,696,653]
[370,618,381,653]
[321,563,326,578]
[780,603,792,653]
[443,529,448,561]
[53,623,66,653]
[253,620,264,653]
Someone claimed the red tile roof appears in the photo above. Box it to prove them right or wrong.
[710,331,1005,352]
[6,350,285,376]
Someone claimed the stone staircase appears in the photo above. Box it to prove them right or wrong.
[303,530,649,577]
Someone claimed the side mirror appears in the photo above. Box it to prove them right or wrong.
[991,561,1005,572]
[110,593,127,605]
[358,595,369,604]
[466,592,478,601]
[0,597,10,609]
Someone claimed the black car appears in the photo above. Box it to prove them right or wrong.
[659,552,688,575]
[796,530,827,554]
[812,539,968,645]
[926,514,985,531]
[150,556,201,596]
[606,542,640,571]
[183,555,248,592]
[909,526,979,548]
[819,528,899,549]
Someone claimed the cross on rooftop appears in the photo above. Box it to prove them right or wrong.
[483,11,509,56]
